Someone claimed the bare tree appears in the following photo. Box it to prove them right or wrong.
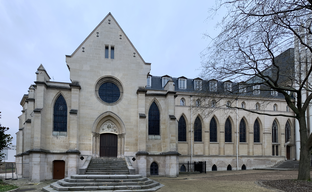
[202,0,312,180]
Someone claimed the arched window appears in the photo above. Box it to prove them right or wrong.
[255,103,260,110]
[211,100,216,108]
[273,104,278,111]
[194,116,202,142]
[148,102,160,135]
[254,119,260,143]
[225,118,232,142]
[180,98,185,106]
[210,117,217,142]
[195,99,201,107]
[285,121,291,142]
[240,119,246,142]
[241,102,246,109]
[226,101,231,108]
[53,95,67,132]
[150,162,158,175]
[178,116,186,141]
[212,164,217,171]
[227,164,232,171]
[242,164,246,170]
[272,120,278,143]
[180,164,186,172]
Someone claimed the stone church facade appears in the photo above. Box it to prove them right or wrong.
[15,13,296,182]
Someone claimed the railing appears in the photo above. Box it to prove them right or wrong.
[0,162,18,180]
[179,161,206,173]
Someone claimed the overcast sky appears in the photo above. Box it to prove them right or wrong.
[0,0,224,144]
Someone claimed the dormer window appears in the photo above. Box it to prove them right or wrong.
[162,76,171,87]
[224,81,232,92]
[178,77,187,89]
[271,89,278,96]
[147,75,152,87]
[239,84,247,93]
[253,85,260,95]
[209,80,217,92]
[194,79,202,91]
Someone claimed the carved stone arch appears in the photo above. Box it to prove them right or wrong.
[209,115,218,142]
[178,114,188,141]
[194,114,204,141]
[211,115,220,128]
[92,112,124,134]
[253,117,262,143]
[91,111,126,158]
[240,116,248,129]
[239,117,248,142]
[51,91,68,107]
[272,118,280,143]
[179,113,188,124]
[225,116,234,142]
[194,114,205,130]
[51,92,69,133]
[147,98,162,114]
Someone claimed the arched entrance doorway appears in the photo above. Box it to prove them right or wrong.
[100,133,118,157]
[92,112,126,158]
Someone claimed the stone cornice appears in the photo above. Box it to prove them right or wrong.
[136,87,147,94]
[15,149,81,157]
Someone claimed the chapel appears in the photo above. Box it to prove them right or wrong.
[16,13,296,182]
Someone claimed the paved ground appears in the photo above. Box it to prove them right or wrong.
[150,170,312,192]
[1,170,311,192]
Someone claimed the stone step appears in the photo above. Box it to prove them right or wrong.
[71,174,141,179]
[57,179,153,186]
[64,177,147,183]
[85,172,130,175]
[44,175,163,192]
[86,170,129,172]
[87,166,128,168]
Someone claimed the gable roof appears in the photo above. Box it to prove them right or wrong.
[66,12,150,65]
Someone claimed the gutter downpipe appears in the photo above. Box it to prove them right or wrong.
[190,95,193,171]
[236,98,239,170]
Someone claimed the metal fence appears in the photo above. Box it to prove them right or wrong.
[0,162,18,180]
[179,161,206,173]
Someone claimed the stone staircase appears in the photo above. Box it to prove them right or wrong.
[42,174,163,191]
[273,160,299,169]
[85,158,129,175]
[42,157,164,191]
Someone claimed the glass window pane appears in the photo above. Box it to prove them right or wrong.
[53,95,67,132]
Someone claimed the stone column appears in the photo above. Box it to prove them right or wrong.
[69,83,80,150]
[67,152,79,176]
[137,89,147,151]
[136,152,148,176]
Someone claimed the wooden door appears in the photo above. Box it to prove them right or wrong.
[53,160,65,179]
[286,146,291,160]
[100,133,117,157]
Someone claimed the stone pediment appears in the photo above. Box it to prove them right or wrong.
[99,120,118,134]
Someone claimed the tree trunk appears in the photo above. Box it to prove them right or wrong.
[297,115,311,180]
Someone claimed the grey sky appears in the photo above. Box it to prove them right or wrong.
[0,0,222,143]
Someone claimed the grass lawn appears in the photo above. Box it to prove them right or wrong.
[0,180,17,192]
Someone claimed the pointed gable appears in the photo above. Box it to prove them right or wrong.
[66,13,150,70]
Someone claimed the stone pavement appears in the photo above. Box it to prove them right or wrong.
[1,170,312,192]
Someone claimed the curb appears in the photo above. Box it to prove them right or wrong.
[255,180,284,192]
[6,187,19,192]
